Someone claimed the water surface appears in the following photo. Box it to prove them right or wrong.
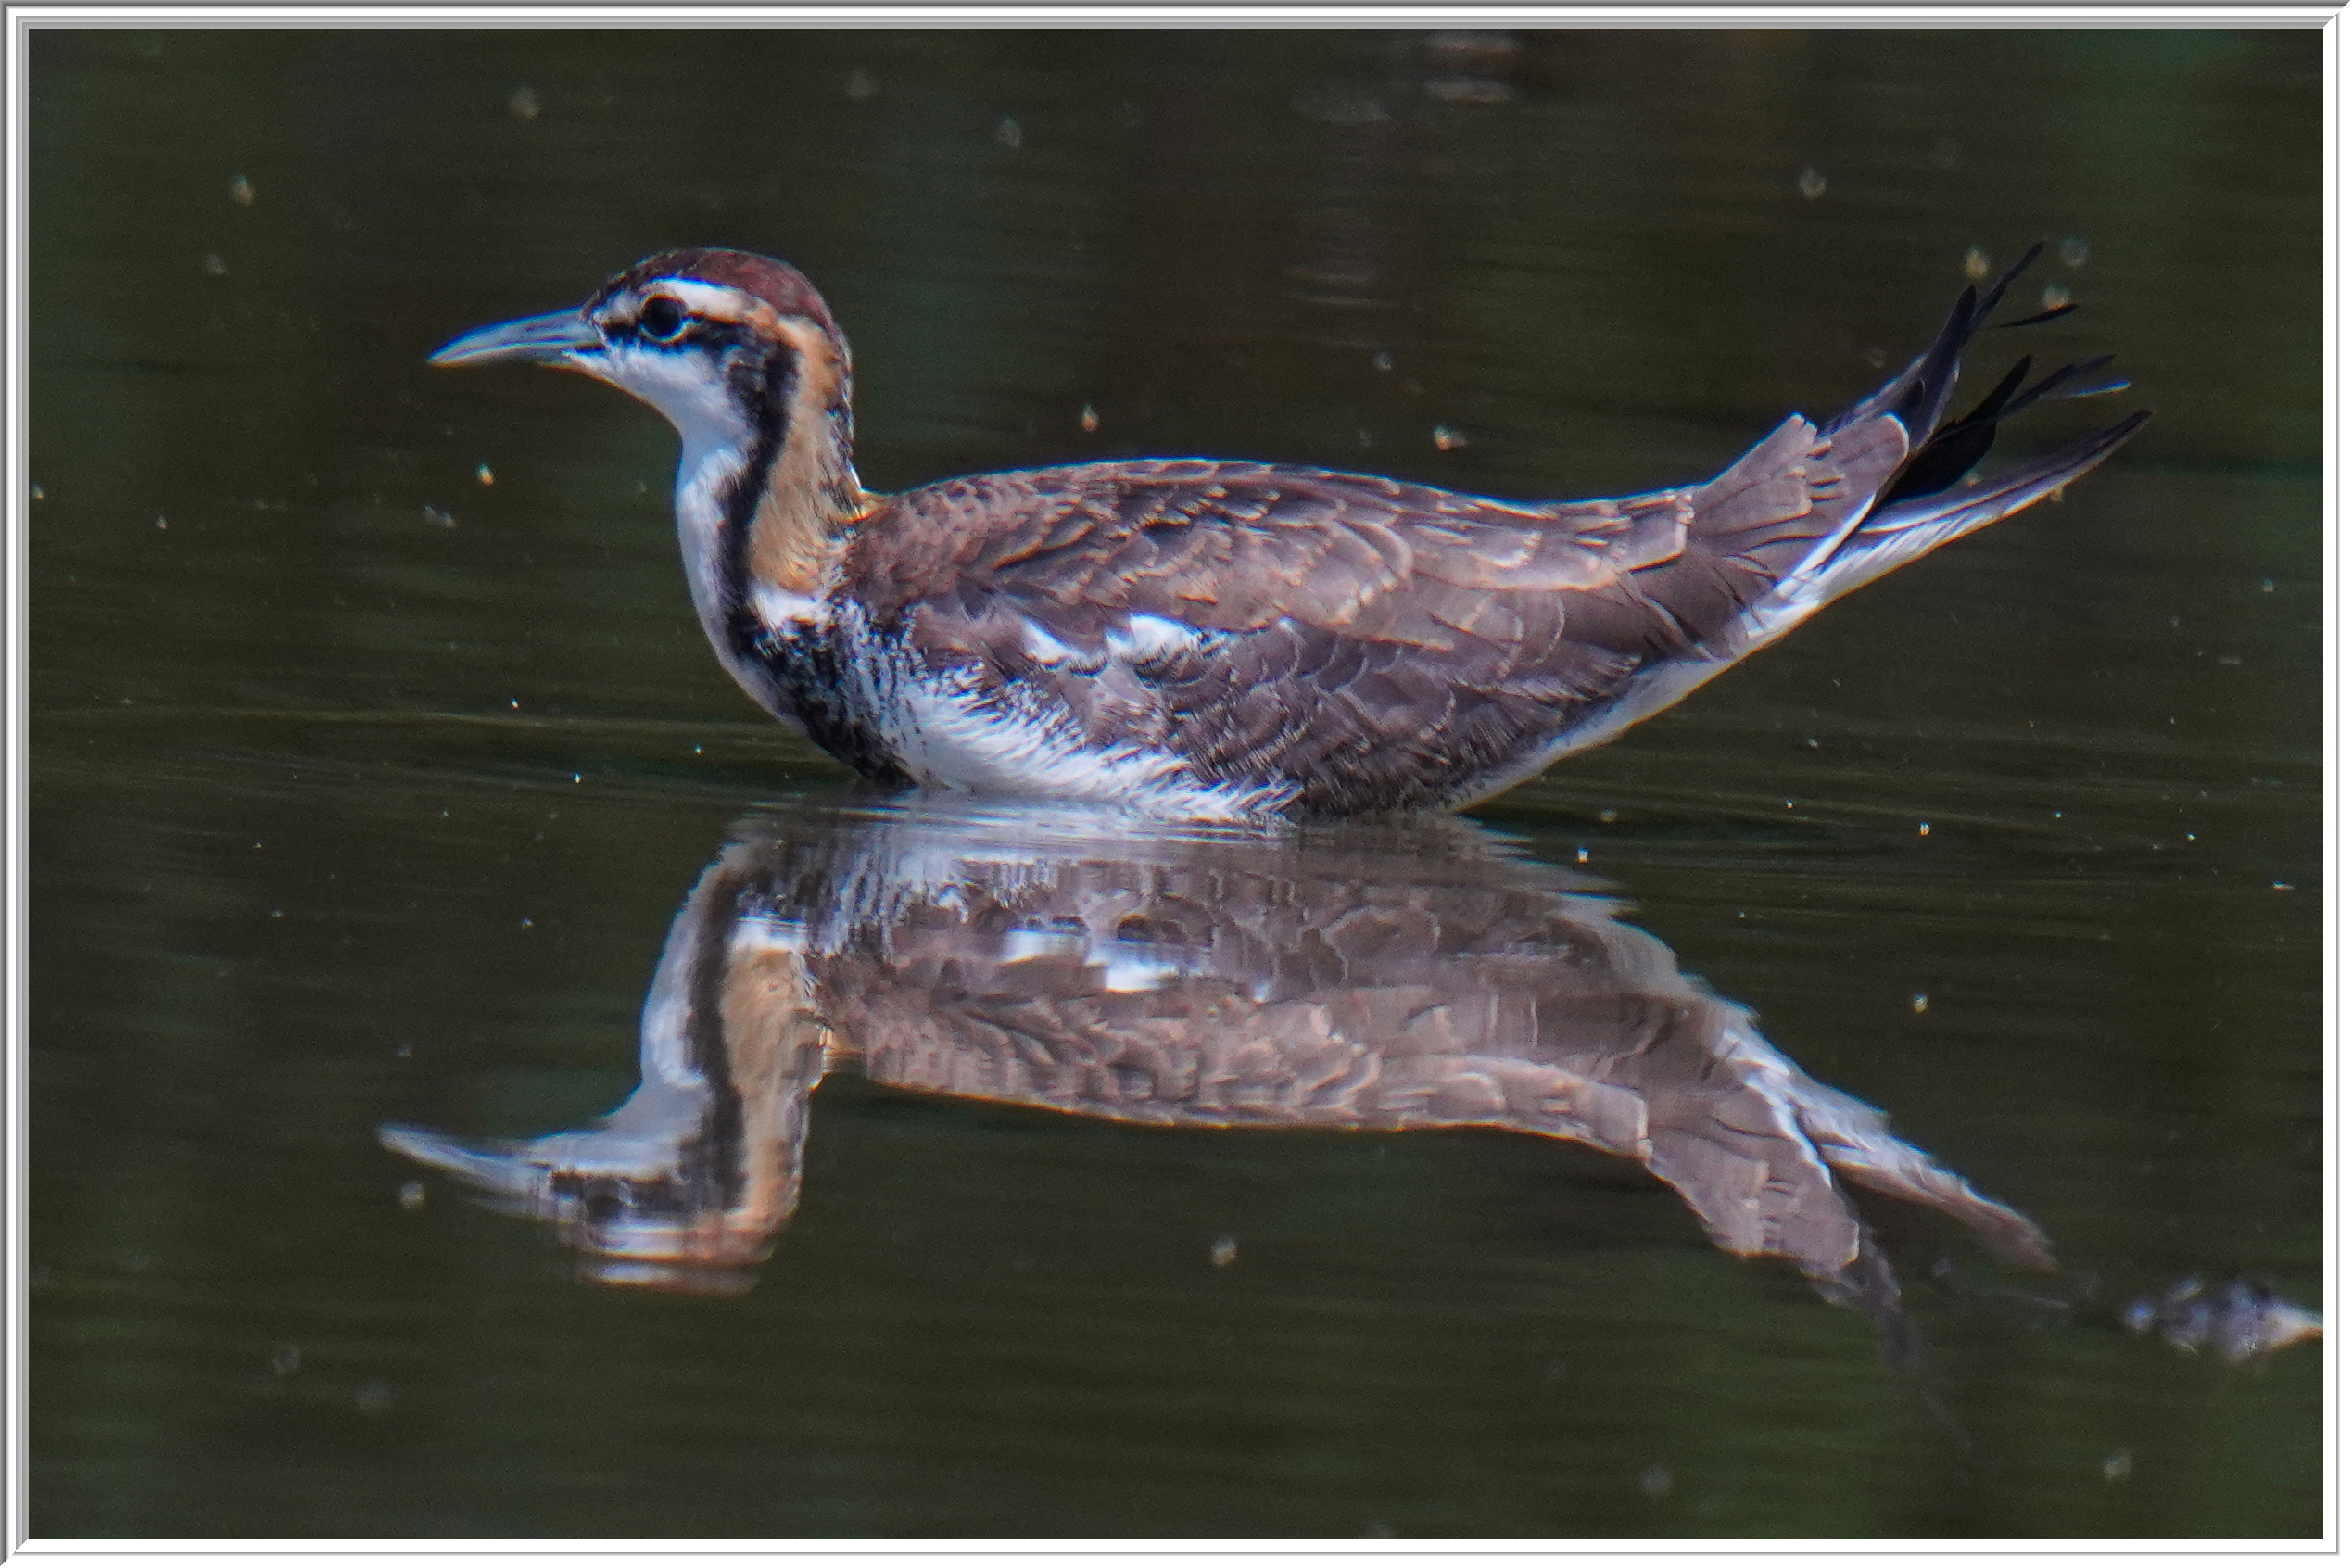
[27,27,2322,1539]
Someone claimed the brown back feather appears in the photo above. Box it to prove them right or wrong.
[845,429,1907,812]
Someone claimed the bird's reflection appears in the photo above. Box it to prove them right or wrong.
[381,802,2053,1305]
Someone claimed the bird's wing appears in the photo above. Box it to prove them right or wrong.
[850,419,1908,813]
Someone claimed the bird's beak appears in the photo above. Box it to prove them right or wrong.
[428,308,604,369]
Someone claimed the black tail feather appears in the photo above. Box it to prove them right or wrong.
[1880,287,1979,437]
[2010,353,2117,413]
[1866,245,2142,509]
[1995,300,2078,330]
[1882,350,2131,507]
[1827,242,2047,443]
[1962,353,2040,426]
[1879,396,2011,507]
[1979,240,2047,307]
[2062,372,2134,400]
[1859,406,2153,540]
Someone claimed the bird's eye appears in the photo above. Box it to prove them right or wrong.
[637,296,689,344]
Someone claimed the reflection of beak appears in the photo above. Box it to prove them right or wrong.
[378,1121,769,1296]
[427,309,603,369]
[379,1123,542,1205]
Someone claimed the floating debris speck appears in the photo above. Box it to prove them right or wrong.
[508,85,540,120]
[1209,1235,1238,1268]
[844,67,878,103]
[228,173,255,207]
[1962,245,1991,282]
[1911,993,1929,1015]
[994,115,1023,150]
[202,252,228,277]
[2058,234,2092,269]
[474,464,495,487]
[1432,425,1467,452]
[1079,404,1100,434]
[2102,1450,2132,1483]
[1795,165,1828,201]
[272,1345,300,1376]
[2041,281,2072,312]
[1640,1465,1673,1499]
[398,1179,426,1212]
[2122,1275,2322,1364]
[1372,349,1394,373]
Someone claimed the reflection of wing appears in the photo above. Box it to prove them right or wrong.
[1630,1015,2055,1277]
[849,411,1904,812]
[811,809,2050,1285]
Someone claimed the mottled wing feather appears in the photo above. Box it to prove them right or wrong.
[810,845,2042,1283]
[850,416,1910,813]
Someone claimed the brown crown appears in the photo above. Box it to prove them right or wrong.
[596,247,840,335]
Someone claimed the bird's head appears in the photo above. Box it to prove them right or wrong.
[432,248,872,633]
[430,247,855,472]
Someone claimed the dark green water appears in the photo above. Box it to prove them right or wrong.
[27,27,2322,1539]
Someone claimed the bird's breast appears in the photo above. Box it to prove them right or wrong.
[728,605,914,789]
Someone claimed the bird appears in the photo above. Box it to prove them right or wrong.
[431,244,2149,818]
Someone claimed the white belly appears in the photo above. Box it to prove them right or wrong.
[874,664,1292,820]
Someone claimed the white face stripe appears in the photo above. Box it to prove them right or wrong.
[593,276,767,332]
[658,278,766,324]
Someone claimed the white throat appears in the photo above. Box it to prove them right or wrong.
[673,421,753,640]
[588,340,757,641]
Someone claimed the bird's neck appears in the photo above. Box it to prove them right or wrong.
[674,350,869,687]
